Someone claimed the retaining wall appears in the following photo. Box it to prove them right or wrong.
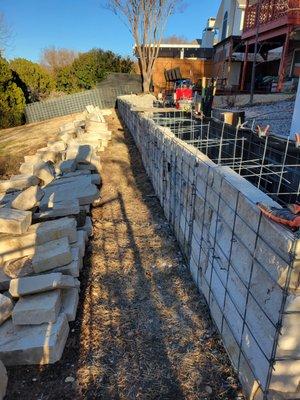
[118,94,300,400]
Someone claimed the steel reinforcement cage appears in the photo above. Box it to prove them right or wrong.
[118,95,300,400]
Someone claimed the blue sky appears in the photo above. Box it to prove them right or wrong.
[1,0,220,62]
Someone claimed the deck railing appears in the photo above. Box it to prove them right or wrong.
[244,0,300,32]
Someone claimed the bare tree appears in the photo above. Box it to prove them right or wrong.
[40,46,78,75]
[107,0,181,93]
[0,13,11,56]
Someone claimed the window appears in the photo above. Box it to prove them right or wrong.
[221,11,228,41]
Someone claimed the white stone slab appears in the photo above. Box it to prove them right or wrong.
[39,182,99,210]
[33,162,55,186]
[34,199,80,220]
[11,186,44,211]
[12,289,61,325]
[0,217,77,264]
[0,313,69,365]
[0,292,13,325]
[0,208,32,235]
[32,237,72,273]
[79,216,93,237]
[62,288,79,321]
[0,175,39,194]
[52,259,80,277]
[9,272,76,297]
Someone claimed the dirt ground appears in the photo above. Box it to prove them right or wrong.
[6,111,244,400]
[0,113,81,178]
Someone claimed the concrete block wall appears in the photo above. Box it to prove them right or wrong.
[118,95,300,400]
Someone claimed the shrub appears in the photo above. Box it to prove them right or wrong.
[10,58,56,101]
[0,57,25,128]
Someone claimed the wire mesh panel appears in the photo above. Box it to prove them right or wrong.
[25,83,141,123]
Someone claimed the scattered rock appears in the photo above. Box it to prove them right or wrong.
[0,293,14,325]
[11,185,44,211]
[0,208,32,235]
[3,256,33,278]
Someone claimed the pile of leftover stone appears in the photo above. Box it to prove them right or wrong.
[0,106,111,380]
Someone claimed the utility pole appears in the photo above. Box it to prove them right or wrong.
[249,0,261,105]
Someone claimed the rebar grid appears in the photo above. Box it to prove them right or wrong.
[152,112,300,207]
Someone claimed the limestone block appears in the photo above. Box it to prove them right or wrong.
[36,148,60,164]
[11,185,44,211]
[12,289,61,325]
[0,191,20,207]
[0,208,32,235]
[47,141,66,152]
[71,247,82,271]
[0,175,40,194]
[32,237,72,273]
[0,217,77,263]
[71,231,86,258]
[91,173,101,186]
[19,163,35,175]
[0,360,7,400]
[62,288,79,321]
[9,272,77,297]
[3,256,33,278]
[52,259,80,277]
[270,359,300,396]
[0,292,13,325]
[58,159,77,175]
[39,182,99,210]
[79,216,93,237]
[24,154,43,164]
[66,144,94,162]
[62,170,91,178]
[0,313,69,365]
[34,199,80,220]
[0,270,10,291]
[33,162,55,186]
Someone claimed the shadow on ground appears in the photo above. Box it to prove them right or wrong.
[7,110,243,400]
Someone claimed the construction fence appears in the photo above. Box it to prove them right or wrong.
[25,80,142,124]
[118,94,300,400]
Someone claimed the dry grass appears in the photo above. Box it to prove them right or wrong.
[0,113,82,178]
[7,111,244,400]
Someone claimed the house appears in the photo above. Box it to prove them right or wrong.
[212,0,247,91]
[135,41,214,93]
[240,0,300,92]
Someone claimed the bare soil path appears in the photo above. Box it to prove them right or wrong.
[7,111,243,400]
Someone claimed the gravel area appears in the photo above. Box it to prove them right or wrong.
[239,100,295,137]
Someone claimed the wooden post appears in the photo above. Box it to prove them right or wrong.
[277,29,290,92]
[240,41,249,91]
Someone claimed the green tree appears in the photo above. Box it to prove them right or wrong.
[56,65,79,94]
[56,48,134,93]
[10,58,56,101]
[0,57,25,128]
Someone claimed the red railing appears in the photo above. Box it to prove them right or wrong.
[243,0,300,31]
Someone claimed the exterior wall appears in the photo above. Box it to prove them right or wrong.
[215,0,246,42]
[290,81,300,136]
[152,58,213,92]
[118,94,300,400]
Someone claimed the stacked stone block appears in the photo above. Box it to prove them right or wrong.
[0,105,110,395]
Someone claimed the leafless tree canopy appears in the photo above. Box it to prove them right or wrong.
[107,0,181,92]
[0,13,11,55]
[40,46,78,74]
[162,35,194,44]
